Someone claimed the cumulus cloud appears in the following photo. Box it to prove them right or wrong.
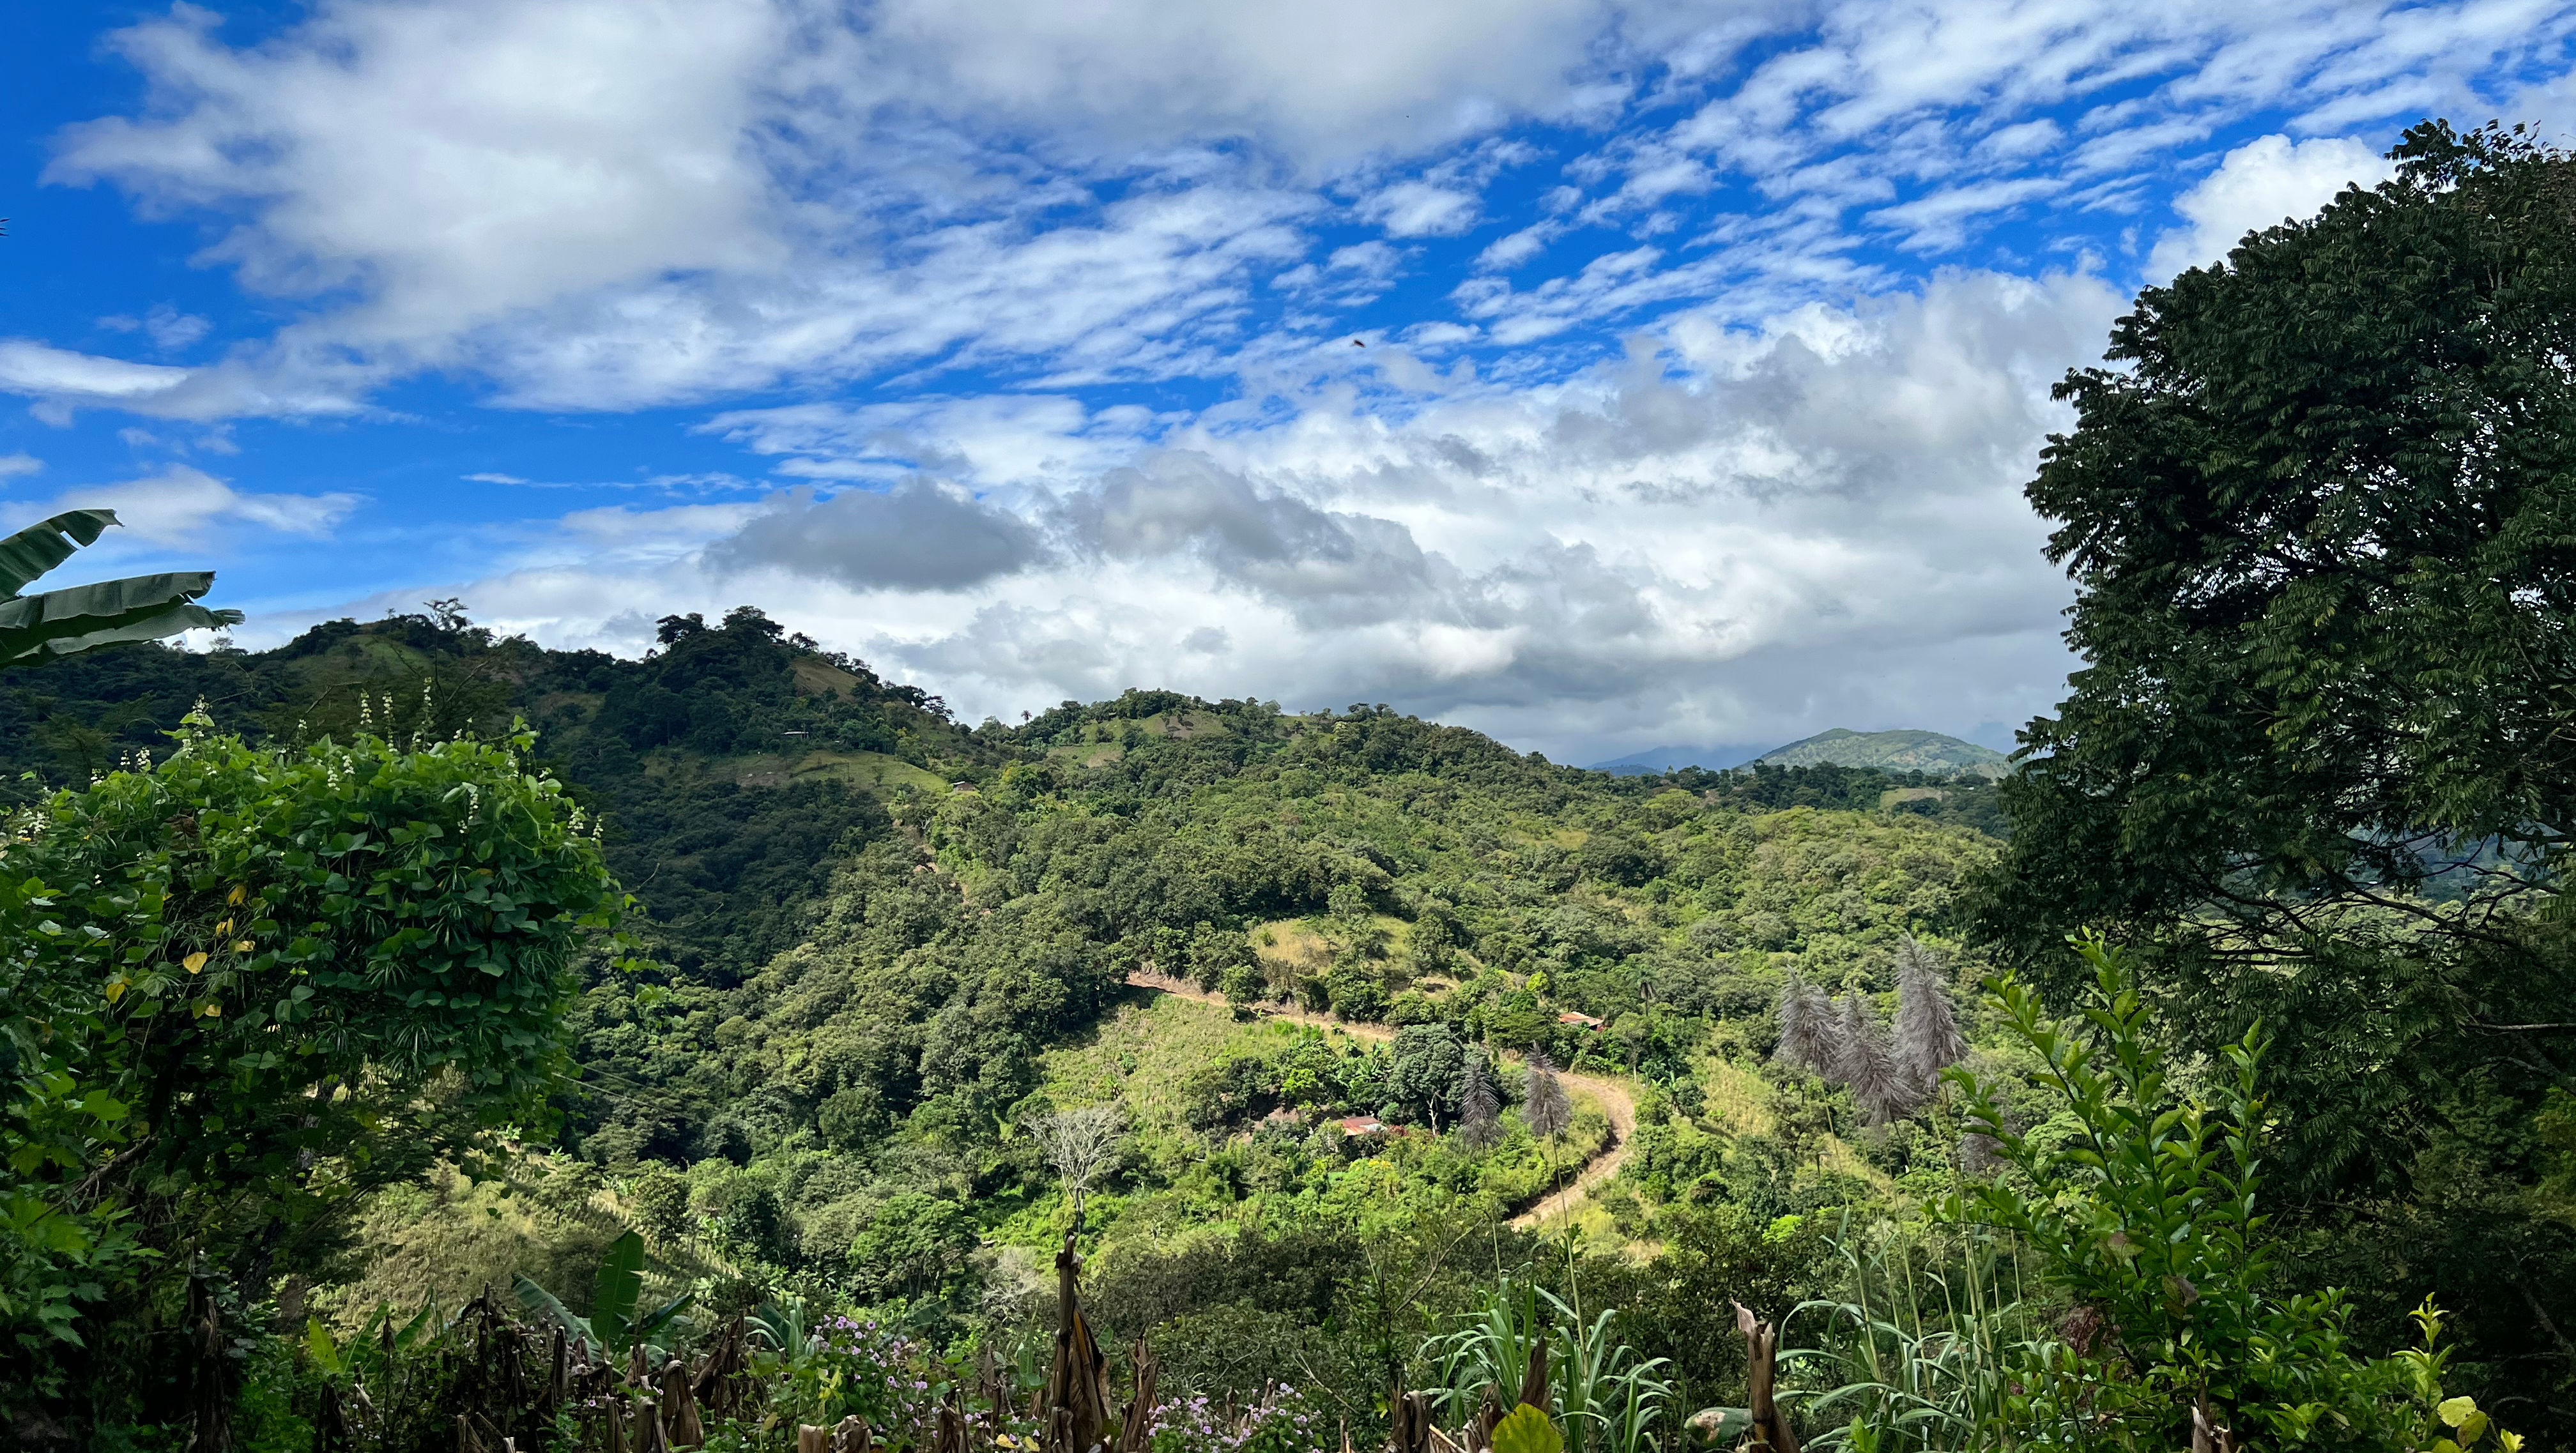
[331,268,2119,759]
[0,454,43,482]
[42,0,2573,757]
[2147,133,2397,277]
[1065,453,1451,627]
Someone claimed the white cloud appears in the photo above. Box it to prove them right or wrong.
[0,454,42,482]
[702,395,1158,487]
[854,0,1638,169]
[40,0,2576,755]
[0,341,192,409]
[2146,133,2396,277]
[98,304,212,353]
[39,0,2573,419]
[286,269,2119,759]
[38,0,1632,416]
[1361,181,1481,237]
[1476,222,1561,271]
[1868,178,2064,251]
[1596,0,2573,271]
[27,466,361,544]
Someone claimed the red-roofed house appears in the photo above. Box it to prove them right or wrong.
[1558,1010,1605,1030]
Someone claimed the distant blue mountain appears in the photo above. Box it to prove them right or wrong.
[1587,743,1769,776]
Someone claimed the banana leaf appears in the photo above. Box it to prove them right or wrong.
[512,1274,598,1351]
[634,1288,696,1344]
[0,509,119,596]
[0,510,244,667]
[590,1229,647,1349]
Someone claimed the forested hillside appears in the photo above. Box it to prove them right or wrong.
[8,120,2573,1453]
[1,605,2010,1436]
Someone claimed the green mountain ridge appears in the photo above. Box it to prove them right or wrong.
[1753,727,2010,779]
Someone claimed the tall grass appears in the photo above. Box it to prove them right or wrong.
[1423,1277,1675,1453]
[1781,1216,2055,1452]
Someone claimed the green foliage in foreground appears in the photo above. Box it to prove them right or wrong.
[1949,942,2442,1446]
[0,715,623,1433]
[1975,119,2576,1431]
[512,1228,694,1358]
[1773,941,2527,1451]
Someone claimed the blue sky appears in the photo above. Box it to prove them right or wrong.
[4,1,2572,761]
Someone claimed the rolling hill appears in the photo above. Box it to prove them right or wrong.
[1751,727,2010,779]
[6,603,2021,1424]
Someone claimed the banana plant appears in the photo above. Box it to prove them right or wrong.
[1425,1280,1673,1453]
[0,508,243,667]
[747,1295,821,1360]
[512,1230,694,1360]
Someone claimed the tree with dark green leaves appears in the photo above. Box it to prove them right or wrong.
[0,509,241,667]
[1977,119,2576,1430]
[1386,1023,1464,1129]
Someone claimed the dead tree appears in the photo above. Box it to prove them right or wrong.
[1041,1231,1114,1453]
[1731,1302,1799,1453]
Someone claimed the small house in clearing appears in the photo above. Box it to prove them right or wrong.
[1557,1010,1605,1030]
[1337,1115,1388,1137]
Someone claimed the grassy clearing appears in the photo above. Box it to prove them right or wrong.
[1034,991,1347,1129]
[1698,1059,1775,1137]
[1044,710,1236,770]
[790,749,948,792]
[790,656,865,696]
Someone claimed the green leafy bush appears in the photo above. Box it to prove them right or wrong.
[1935,938,2524,1450]
[0,711,622,1426]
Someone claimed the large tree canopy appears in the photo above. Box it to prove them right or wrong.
[1976,120,2576,1409]
[1988,120,2576,968]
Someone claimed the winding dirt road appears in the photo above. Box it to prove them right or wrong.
[1120,973,1635,1229]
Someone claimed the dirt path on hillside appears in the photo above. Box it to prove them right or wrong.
[1121,973,1634,1229]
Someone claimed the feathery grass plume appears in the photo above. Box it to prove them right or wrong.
[1893,938,1969,1097]
[1772,970,1837,1077]
[1457,1050,1503,1151]
[1523,1051,1572,1139]
[1833,993,1915,1125]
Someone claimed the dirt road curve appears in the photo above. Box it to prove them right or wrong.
[1121,973,1636,1229]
